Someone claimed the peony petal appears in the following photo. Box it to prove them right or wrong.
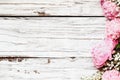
[102,70,120,80]
[91,39,118,68]
[101,0,120,20]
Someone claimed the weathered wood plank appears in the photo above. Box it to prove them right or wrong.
[0,17,105,57]
[0,0,103,16]
[0,58,97,80]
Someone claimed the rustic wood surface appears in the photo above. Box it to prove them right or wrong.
[0,0,105,79]
[0,57,98,80]
[0,17,105,79]
[0,0,103,16]
[0,17,105,57]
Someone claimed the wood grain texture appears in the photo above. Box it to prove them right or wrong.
[0,58,97,80]
[0,0,103,16]
[0,0,105,79]
[0,17,105,57]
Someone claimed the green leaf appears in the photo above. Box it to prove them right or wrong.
[115,43,120,50]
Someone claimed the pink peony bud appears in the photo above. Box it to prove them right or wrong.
[102,70,120,80]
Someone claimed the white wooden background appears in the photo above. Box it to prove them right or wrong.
[0,0,105,80]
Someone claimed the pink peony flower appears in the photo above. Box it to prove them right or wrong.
[102,70,120,80]
[105,38,118,52]
[106,18,120,40]
[101,0,120,20]
[91,39,118,68]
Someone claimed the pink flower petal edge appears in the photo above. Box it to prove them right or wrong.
[102,70,120,80]
[91,38,118,68]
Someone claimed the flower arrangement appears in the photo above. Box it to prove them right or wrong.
[81,0,120,79]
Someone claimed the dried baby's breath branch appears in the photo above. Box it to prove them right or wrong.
[80,71,103,80]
